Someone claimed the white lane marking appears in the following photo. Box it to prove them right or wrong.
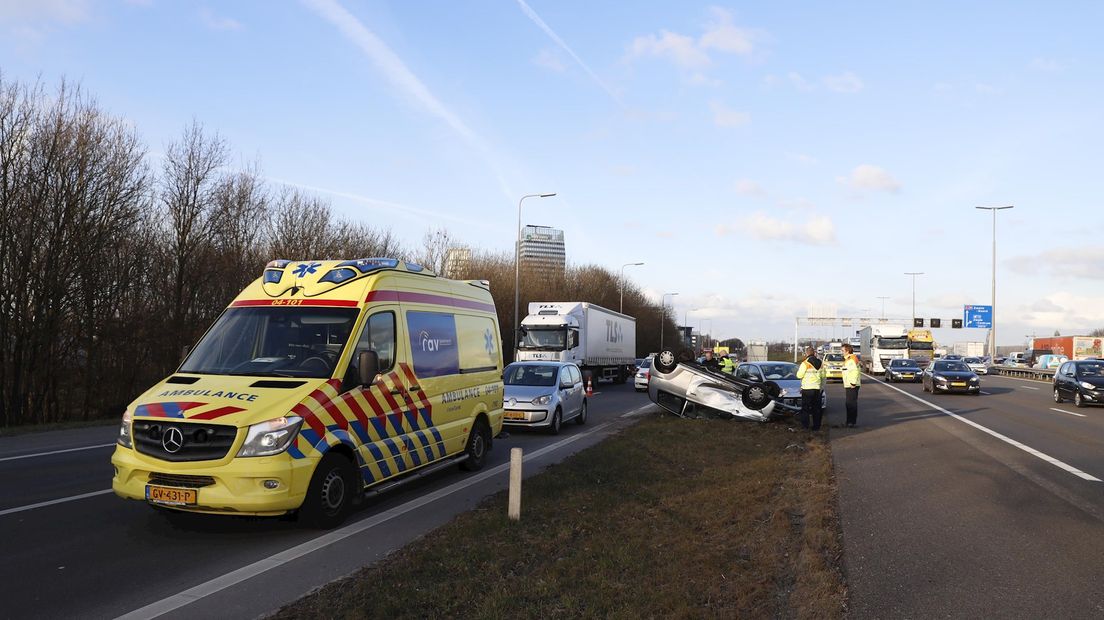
[0,489,113,517]
[115,420,617,620]
[1049,407,1087,418]
[620,403,657,418]
[870,376,1101,482]
[980,391,992,395]
[1021,386,1040,391]
[0,443,115,463]
[895,413,944,422]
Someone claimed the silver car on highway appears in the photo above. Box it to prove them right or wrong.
[502,362,587,434]
[647,350,795,422]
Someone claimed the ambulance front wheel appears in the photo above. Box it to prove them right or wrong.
[299,451,358,529]
[460,419,490,471]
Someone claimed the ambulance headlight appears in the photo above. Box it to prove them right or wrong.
[117,410,133,448]
[237,416,304,457]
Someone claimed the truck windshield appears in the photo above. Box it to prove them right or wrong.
[874,337,909,349]
[179,307,359,378]
[909,341,934,350]
[519,327,566,350]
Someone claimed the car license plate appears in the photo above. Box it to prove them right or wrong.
[504,410,527,420]
[951,382,967,387]
[146,485,197,506]
[902,373,913,378]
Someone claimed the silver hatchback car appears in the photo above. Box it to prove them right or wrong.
[502,362,588,434]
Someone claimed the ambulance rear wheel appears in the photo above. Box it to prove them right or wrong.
[460,419,490,471]
[300,452,357,529]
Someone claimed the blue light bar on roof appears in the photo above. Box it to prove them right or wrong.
[318,268,358,285]
[263,269,283,284]
[266,259,292,269]
[335,258,400,274]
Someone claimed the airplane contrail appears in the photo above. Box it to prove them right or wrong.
[301,0,515,200]
[516,0,625,108]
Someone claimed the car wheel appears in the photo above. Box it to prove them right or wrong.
[547,408,562,435]
[460,419,491,471]
[575,400,588,425]
[1075,391,1086,409]
[1054,388,1063,404]
[299,452,358,529]
[654,350,678,374]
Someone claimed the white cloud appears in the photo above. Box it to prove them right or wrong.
[626,6,758,69]
[302,0,515,199]
[0,0,88,24]
[734,178,765,196]
[788,152,818,165]
[533,49,565,73]
[717,211,836,245]
[698,6,754,55]
[516,0,624,107]
[1029,57,1063,72]
[199,7,241,31]
[628,30,710,68]
[787,71,815,91]
[709,100,750,128]
[838,164,901,193]
[1007,248,1104,280]
[1013,292,1104,332]
[1031,298,1064,312]
[822,71,864,93]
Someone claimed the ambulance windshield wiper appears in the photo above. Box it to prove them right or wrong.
[226,371,297,377]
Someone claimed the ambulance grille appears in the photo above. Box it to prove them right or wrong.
[133,421,238,462]
[148,473,216,488]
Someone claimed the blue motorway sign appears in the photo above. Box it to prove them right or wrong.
[964,304,992,329]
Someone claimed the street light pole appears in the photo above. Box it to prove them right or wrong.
[619,262,644,314]
[904,272,924,324]
[660,292,678,352]
[514,192,556,361]
[876,296,890,320]
[977,205,1014,360]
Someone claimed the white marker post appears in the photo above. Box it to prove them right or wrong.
[508,447,523,521]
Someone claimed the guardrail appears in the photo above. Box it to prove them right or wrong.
[989,365,1056,381]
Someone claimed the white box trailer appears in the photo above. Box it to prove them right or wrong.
[746,341,768,362]
[517,302,637,383]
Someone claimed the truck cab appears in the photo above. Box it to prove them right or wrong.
[517,302,636,383]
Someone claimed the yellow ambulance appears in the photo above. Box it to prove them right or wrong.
[111,258,504,528]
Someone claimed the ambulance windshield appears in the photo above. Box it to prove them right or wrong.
[180,307,359,378]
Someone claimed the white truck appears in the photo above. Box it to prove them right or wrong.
[951,342,987,358]
[746,341,768,362]
[516,302,637,383]
[859,325,909,373]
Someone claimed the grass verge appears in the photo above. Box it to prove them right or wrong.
[275,416,846,618]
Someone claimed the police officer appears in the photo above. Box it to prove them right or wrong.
[795,345,827,430]
[720,355,735,374]
[841,343,861,427]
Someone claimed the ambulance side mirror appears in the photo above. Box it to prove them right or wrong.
[358,350,380,387]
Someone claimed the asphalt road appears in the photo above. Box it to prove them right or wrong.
[0,381,656,620]
[830,372,1104,618]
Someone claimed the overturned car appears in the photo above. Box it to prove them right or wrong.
[647,350,801,422]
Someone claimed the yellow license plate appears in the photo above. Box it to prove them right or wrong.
[951,382,967,387]
[504,410,528,420]
[146,485,197,506]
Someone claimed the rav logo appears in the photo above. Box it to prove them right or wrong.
[420,330,440,352]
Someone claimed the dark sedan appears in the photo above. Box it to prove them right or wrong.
[1053,360,1104,408]
[884,358,922,383]
[922,360,981,395]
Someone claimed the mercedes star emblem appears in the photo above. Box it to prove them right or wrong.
[162,427,184,453]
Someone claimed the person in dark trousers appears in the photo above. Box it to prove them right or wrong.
[700,350,721,372]
[795,346,826,430]
[841,343,861,427]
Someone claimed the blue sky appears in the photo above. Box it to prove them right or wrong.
[2,1,1102,346]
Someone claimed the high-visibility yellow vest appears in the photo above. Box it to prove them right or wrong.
[721,357,735,373]
[796,359,825,390]
[843,353,862,387]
